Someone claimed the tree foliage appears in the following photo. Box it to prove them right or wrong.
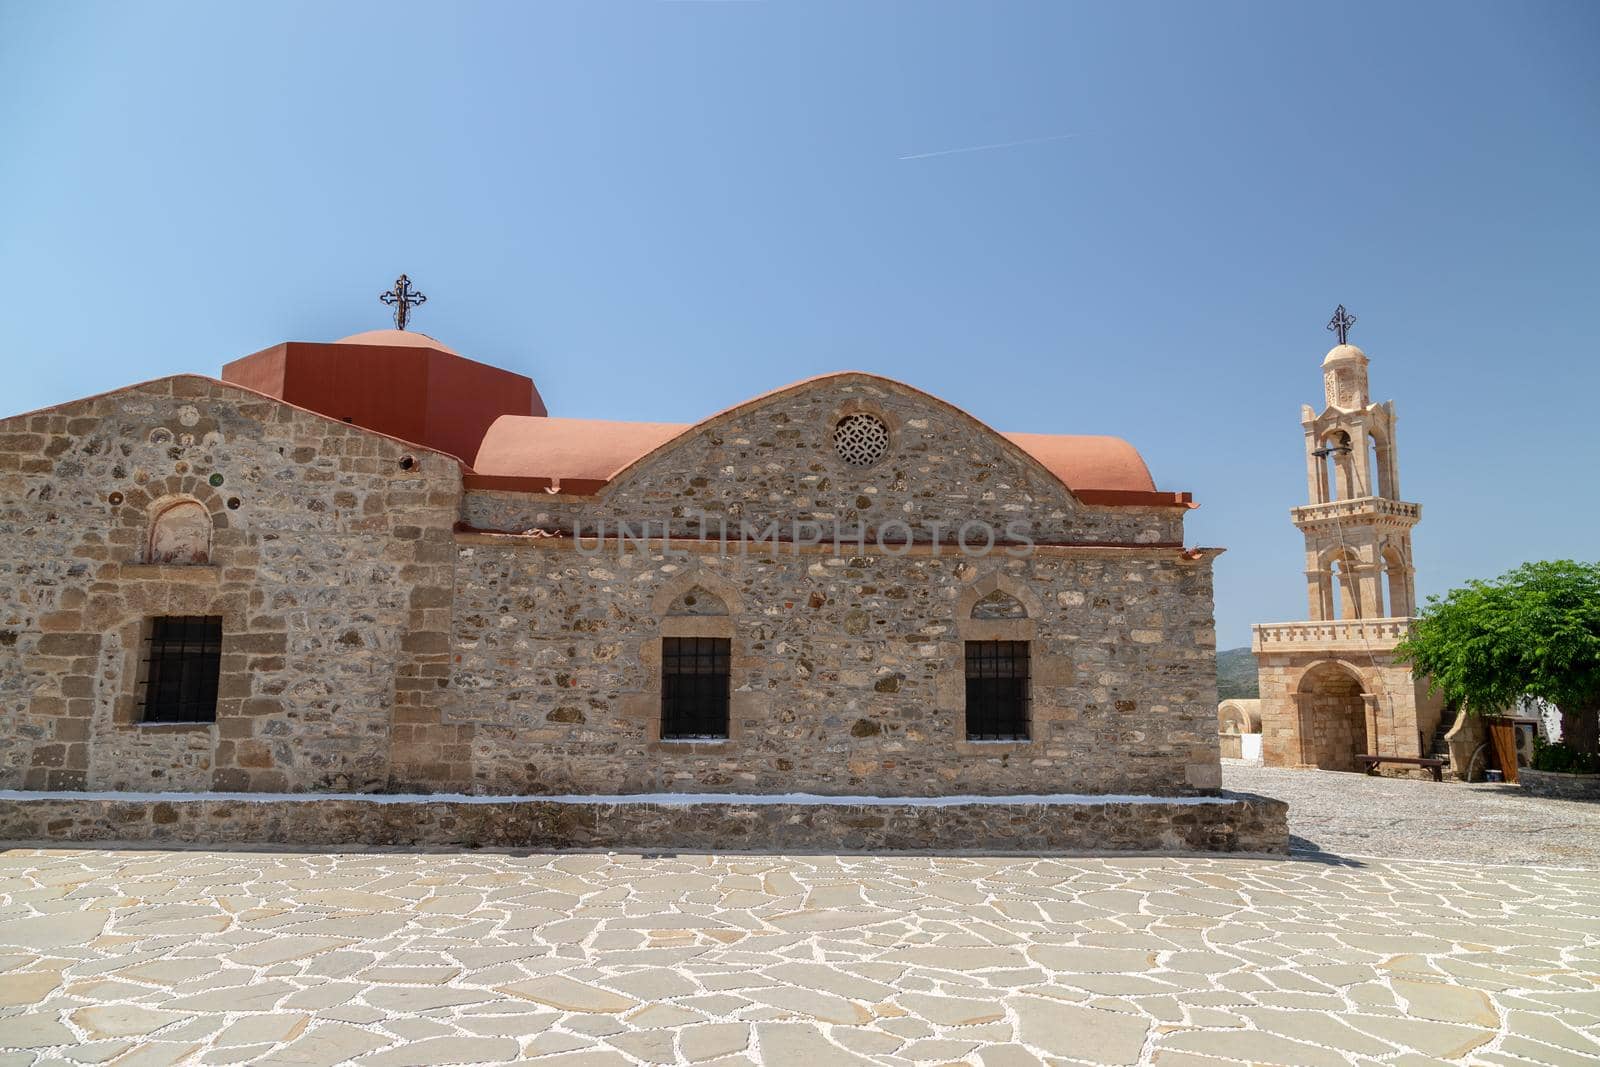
[1396,560,1600,756]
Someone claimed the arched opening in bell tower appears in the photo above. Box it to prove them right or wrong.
[1296,662,1370,772]
[1367,430,1394,500]
[1319,549,1365,620]
[1315,430,1355,502]
[1382,545,1409,617]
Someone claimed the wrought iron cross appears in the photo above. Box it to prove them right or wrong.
[1326,304,1357,345]
[380,274,427,330]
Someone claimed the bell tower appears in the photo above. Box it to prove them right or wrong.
[1251,308,1442,772]
[1297,318,1418,622]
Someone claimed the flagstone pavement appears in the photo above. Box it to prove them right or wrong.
[1,774,1598,1065]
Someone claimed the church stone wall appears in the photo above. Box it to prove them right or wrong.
[445,538,1223,797]
[1,372,1221,804]
[0,377,460,793]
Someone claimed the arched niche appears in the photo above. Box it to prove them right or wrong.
[665,585,730,617]
[147,498,212,565]
[971,589,1028,620]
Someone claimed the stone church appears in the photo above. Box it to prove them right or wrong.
[0,299,1228,806]
[1252,310,1443,771]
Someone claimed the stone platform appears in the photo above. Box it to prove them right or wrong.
[0,790,1288,855]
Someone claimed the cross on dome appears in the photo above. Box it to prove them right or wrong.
[380,274,427,331]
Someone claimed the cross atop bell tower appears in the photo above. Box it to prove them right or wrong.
[1326,304,1357,346]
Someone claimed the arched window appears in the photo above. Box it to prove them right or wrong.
[148,499,212,565]
[964,587,1031,741]
[647,578,742,744]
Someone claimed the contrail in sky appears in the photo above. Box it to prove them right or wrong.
[898,133,1076,161]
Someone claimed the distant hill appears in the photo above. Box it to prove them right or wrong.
[1216,647,1258,700]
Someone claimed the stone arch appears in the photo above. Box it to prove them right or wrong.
[115,477,230,566]
[650,570,745,618]
[1294,660,1371,771]
[665,585,729,617]
[1217,698,1262,761]
[956,571,1043,623]
[1217,699,1262,735]
[1317,546,1365,620]
[1316,429,1356,502]
[971,590,1028,620]
[146,496,212,565]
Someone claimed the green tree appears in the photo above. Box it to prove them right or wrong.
[1396,560,1600,758]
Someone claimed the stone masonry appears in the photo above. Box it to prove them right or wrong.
[3,365,1226,812]
[0,377,460,794]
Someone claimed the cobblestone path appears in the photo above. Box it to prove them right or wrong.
[1223,763,1600,868]
[1,848,1597,1065]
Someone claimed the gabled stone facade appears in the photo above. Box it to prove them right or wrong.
[2,345,1225,802]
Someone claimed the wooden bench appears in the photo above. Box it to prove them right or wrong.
[1356,755,1444,782]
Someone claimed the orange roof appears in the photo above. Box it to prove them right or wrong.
[475,417,688,484]
[334,329,461,356]
[468,373,1190,506]
[475,415,1154,494]
[473,398,1169,505]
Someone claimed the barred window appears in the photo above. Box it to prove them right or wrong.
[965,640,1030,741]
[140,616,222,724]
[661,636,731,740]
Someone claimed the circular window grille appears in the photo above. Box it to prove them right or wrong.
[833,413,890,468]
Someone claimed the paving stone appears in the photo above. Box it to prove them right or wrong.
[227,936,351,967]
[362,985,493,1012]
[212,1013,310,1046]
[0,913,107,950]
[0,969,62,1006]
[1346,1015,1495,1059]
[743,985,872,1024]
[0,1014,78,1049]
[753,1023,876,1066]
[1393,976,1500,1026]
[498,975,637,1013]
[68,1004,189,1039]
[1012,996,1150,1064]
[259,1023,392,1066]
[897,992,1006,1026]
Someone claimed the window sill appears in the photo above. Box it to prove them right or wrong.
[651,738,734,751]
[955,737,1037,755]
[129,721,216,733]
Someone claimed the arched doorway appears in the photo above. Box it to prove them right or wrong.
[1297,662,1370,771]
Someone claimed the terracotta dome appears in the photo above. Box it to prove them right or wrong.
[335,329,460,357]
[1322,343,1368,366]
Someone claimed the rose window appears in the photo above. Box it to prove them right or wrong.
[833,413,890,468]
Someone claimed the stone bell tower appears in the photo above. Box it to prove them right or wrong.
[1252,307,1443,772]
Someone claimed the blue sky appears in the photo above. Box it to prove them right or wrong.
[3,1,1596,648]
